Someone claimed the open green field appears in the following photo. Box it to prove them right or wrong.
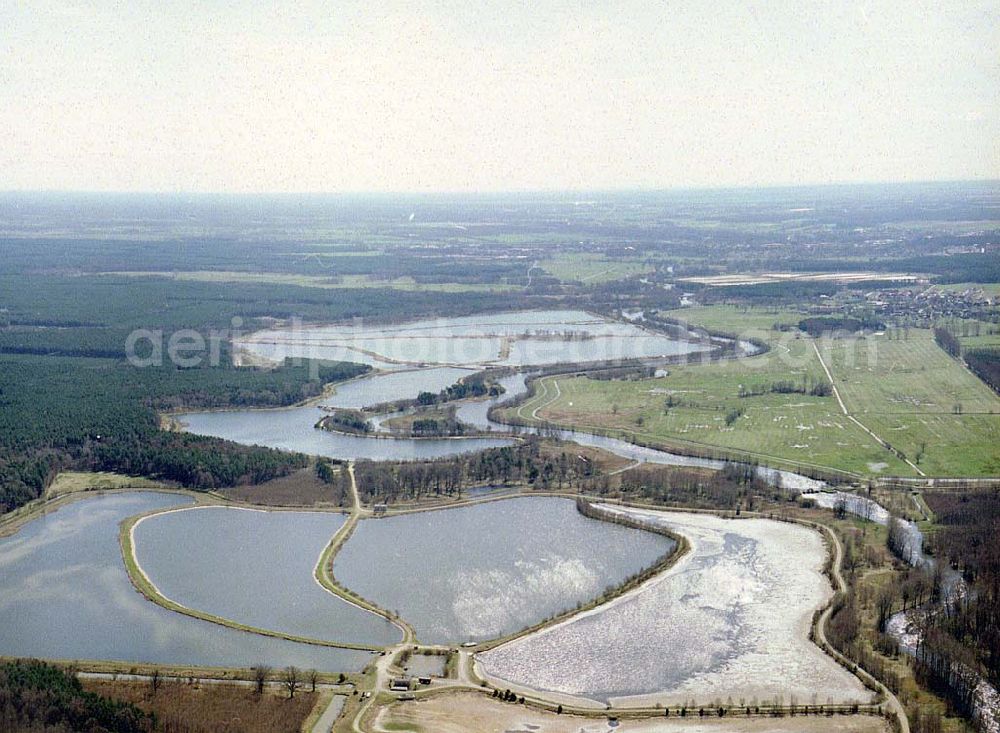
[959,334,1000,349]
[818,330,1000,476]
[952,320,1000,350]
[509,336,915,478]
[506,320,1000,478]
[96,270,519,293]
[659,304,804,339]
[539,253,653,283]
[931,282,1000,297]
[46,471,166,499]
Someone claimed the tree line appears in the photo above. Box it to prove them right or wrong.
[320,409,372,434]
[799,316,885,337]
[353,437,598,503]
[964,348,1000,393]
[0,355,365,513]
[416,372,502,405]
[588,461,778,512]
[366,370,506,414]
[931,323,1000,398]
[876,491,1000,729]
[737,378,832,398]
[409,415,467,437]
[923,490,1000,689]
[0,659,152,732]
[933,327,962,359]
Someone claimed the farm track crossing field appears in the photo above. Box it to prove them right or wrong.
[509,338,915,477]
[509,308,1000,478]
[819,331,1000,476]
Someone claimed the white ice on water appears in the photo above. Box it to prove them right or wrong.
[479,506,873,707]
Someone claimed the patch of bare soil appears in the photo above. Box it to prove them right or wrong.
[221,466,347,506]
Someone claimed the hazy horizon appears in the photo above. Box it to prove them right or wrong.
[2,178,998,198]
[3,1,998,193]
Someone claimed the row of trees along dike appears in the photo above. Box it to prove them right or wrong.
[583,461,782,513]
[936,325,1000,394]
[352,437,599,503]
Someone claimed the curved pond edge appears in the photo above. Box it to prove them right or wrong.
[120,501,388,652]
[463,498,689,655]
[312,464,417,644]
[158,366,385,433]
[108,487,691,658]
[0,486,204,541]
[791,514,906,724]
[468,500,906,731]
[317,490,690,650]
[66,487,904,732]
[1,487,376,681]
[9,483,907,730]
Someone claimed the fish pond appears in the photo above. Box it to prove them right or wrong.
[181,312,826,491]
[177,404,513,460]
[478,505,872,707]
[332,496,675,644]
[238,310,709,368]
[0,492,373,672]
[132,505,400,646]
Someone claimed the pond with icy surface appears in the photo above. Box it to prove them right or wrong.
[478,506,873,706]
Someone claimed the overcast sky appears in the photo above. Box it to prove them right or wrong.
[2,0,997,192]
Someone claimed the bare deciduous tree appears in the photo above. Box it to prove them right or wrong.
[254,665,271,696]
[283,666,300,699]
[875,588,896,632]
